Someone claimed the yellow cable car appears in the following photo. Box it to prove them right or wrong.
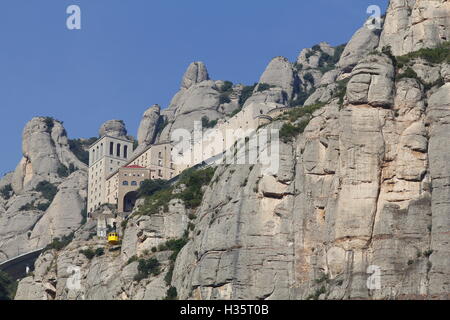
[107,232,119,245]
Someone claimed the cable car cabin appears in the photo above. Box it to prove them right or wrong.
[107,232,119,245]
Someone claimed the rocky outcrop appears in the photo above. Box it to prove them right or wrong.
[0,118,88,263]
[159,63,241,142]
[379,0,450,56]
[11,117,86,194]
[10,0,450,300]
[256,56,298,100]
[347,54,395,107]
[15,197,190,300]
[29,171,87,248]
[99,120,128,138]
[181,62,210,90]
[135,105,162,154]
[338,22,381,72]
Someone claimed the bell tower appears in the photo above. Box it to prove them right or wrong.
[87,135,133,214]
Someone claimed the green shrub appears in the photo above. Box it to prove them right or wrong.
[57,164,70,178]
[201,116,218,129]
[45,233,74,251]
[164,286,178,300]
[137,179,169,198]
[138,167,216,216]
[424,249,434,257]
[127,255,138,265]
[134,257,161,282]
[290,88,314,107]
[396,67,419,81]
[178,167,216,209]
[334,79,350,104]
[68,138,97,165]
[279,103,326,142]
[0,184,13,200]
[80,207,88,225]
[35,181,58,202]
[220,81,233,93]
[256,83,276,92]
[36,202,50,212]
[239,84,257,107]
[95,248,105,257]
[19,202,36,211]
[306,286,327,300]
[396,41,450,67]
[284,102,326,123]
[164,264,175,286]
[80,248,96,260]
[219,92,231,104]
[303,73,314,84]
[43,117,55,133]
[0,270,17,300]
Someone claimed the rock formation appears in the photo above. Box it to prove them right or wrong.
[379,0,450,56]
[0,118,88,263]
[99,120,128,138]
[9,0,450,300]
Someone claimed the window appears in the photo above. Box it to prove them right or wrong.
[158,170,162,177]
[131,181,137,186]
[110,142,114,155]
[158,152,162,159]
[117,144,121,157]
[122,181,129,186]
[124,145,128,159]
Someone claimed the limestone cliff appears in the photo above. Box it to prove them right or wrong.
[10,0,450,300]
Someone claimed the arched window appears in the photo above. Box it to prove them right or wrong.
[124,145,128,159]
[117,144,121,157]
[122,181,129,186]
[110,142,114,155]
[131,181,137,186]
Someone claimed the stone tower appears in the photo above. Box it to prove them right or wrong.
[87,135,133,214]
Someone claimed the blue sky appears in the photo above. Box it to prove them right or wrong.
[0,0,389,175]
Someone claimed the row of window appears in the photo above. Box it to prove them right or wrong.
[91,142,130,164]
[122,181,144,186]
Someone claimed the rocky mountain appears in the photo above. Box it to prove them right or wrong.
[3,0,450,300]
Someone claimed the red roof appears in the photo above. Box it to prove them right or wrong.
[124,165,145,169]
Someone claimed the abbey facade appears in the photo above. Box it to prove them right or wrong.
[87,136,181,215]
